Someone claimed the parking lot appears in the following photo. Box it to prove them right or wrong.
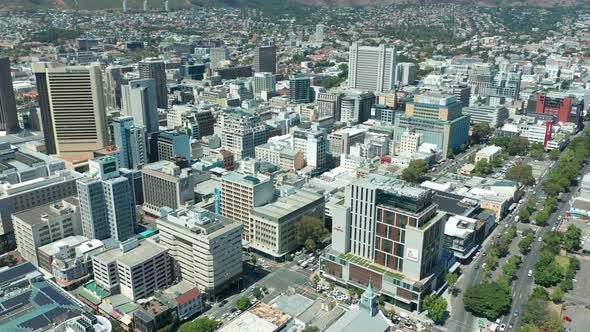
[562,305,590,332]
[564,257,590,307]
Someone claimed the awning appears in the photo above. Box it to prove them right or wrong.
[449,261,461,273]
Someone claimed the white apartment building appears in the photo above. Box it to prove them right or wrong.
[157,207,243,294]
[398,128,423,155]
[348,43,397,93]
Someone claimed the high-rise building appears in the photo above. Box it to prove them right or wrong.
[77,156,136,241]
[489,71,521,101]
[33,62,57,154]
[468,63,496,96]
[104,65,130,111]
[13,198,82,267]
[138,58,168,109]
[180,63,205,80]
[252,72,276,96]
[0,57,18,133]
[221,172,273,241]
[348,43,397,93]
[315,24,325,43]
[167,105,215,140]
[317,92,342,121]
[121,79,159,134]
[157,207,243,294]
[340,91,376,123]
[292,124,329,171]
[395,63,416,86]
[394,93,470,157]
[157,130,191,161]
[530,92,584,126]
[289,76,312,103]
[462,104,509,128]
[32,63,108,162]
[112,116,148,169]
[209,47,229,69]
[141,160,195,217]
[253,45,277,74]
[92,238,171,300]
[220,109,268,160]
[321,175,447,311]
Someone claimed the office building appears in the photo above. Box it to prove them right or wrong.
[180,63,205,80]
[348,43,397,93]
[369,104,397,126]
[394,93,470,157]
[121,79,159,134]
[250,186,324,260]
[328,127,367,155]
[50,237,105,288]
[138,58,168,109]
[92,238,171,300]
[292,124,329,170]
[0,142,67,185]
[489,71,521,101]
[210,46,229,69]
[104,65,131,111]
[0,57,18,133]
[462,104,509,128]
[77,156,136,241]
[142,160,195,217]
[531,92,584,126]
[13,198,82,267]
[396,62,416,86]
[32,63,108,163]
[397,128,423,155]
[475,145,502,163]
[315,23,325,43]
[220,109,268,160]
[112,116,148,170]
[468,63,495,96]
[321,175,447,311]
[317,92,342,121]
[221,172,273,241]
[340,91,376,123]
[157,130,191,161]
[157,207,243,294]
[252,72,276,96]
[289,76,312,103]
[0,169,82,253]
[254,45,277,74]
[167,105,215,140]
[213,65,253,80]
[33,62,57,154]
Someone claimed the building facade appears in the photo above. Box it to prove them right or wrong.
[348,43,397,93]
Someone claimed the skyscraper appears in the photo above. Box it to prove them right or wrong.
[104,65,127,110]
[121,79,159,134]
[289,76,312,103]
[112,116,148,170]
[210,47,229,69]
[253,45,277,74]
[348,43,397,93]
[0,57,18,133]
[138,58,168,109]
[77,156,136,241]
[317,92,342,121]
[220,109,268,160]
[252,72,276,96]
[32,63,108,161]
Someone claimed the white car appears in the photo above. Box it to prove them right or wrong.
[500,323,506,331]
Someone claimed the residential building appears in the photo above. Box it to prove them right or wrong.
[255,141,305,171]
[397,128,423,155]
[292,124,329,171]
[0,169,82,253]
[328,127,366,155]
[220,109,268,160]
[157,207,243,294]
[36,235,88,276]
[254,45,277,74]
[32,63,108,164]
[77,156,136,241]
[444,215,482,262]
[121,79,159,135]
[112,116,148,170]
[321,175,447,311]
[0,57,18,133]
[250,186,325,260]
[142,160,195,217]
[468,63,495,96]
[394,93,470,157]
[161,281,204,321]
[138,58,168,109]
[13,198,81,267]
[51,238,105,288]
[92,238,171,300]
[252,72,276,97]
[462,104,509,128]
[348,43,397,93]
[315,23,325,43]
[221,172,273,241]
[289,76,312,103]
[157,130,191,161]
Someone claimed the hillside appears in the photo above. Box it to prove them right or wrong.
[0,0,587,11]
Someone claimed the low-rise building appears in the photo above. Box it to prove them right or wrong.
[133,296,178,332]
[161,281,204,321]
[444,215,482,262]
[474,145,502,163]
[255,141,305,172]
[142,161,196,217]
[249,186,325,260]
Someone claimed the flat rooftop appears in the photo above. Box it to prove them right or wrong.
[251,188,324,222]
[12,197,78,226]
[94,240,167,267]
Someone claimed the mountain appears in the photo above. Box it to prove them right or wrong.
[0,0,587,11]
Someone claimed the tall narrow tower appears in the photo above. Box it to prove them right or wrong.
[164,0,169,12]
[143,0,148,12]
[122,0,127,13]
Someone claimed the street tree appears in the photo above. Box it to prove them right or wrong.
[401,159,429,183]
[295,216,328,252]
[179,318,219,332]
[235,296,251,310]
[563,225,582,252]
[463,282,511,319]
[423,295,447,324]
[505,163,535,185]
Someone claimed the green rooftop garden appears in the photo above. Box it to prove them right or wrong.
[338,252,404,280]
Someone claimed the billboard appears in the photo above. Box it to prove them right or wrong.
[405,247,419,262]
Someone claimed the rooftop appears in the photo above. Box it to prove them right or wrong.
[12,198,78,226]
[251,188,324,222]
[93,239,167,268]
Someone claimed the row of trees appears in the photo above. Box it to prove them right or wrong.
[542,132,590,197]
[518,229,536,254]
[519,287,564,332]
[518,195,538,224]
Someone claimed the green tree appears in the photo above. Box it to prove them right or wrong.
[550,288,563,303]
[473,159,493,176]
[179,318,219,332]
[423,295,448,324]
[295,216,328,252]
[543,232,562,255]
[548,149,560,161]
[505,163,535,185]
[535,210,549,225]
[519,234,534,254]
[312,274,321,288]
[251,254,258,267]
[471,123,493,144]
[519,208,531,223]
[534,259,563,287]
[529,143,546,160]
[508,137,529,156]
[303,327,320,332]
[235,296,251,310]
[563,225,582,252]
[401,159,429,183]
[253,287,263,300]
[446,272,459,295]
[463,282,512,319]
